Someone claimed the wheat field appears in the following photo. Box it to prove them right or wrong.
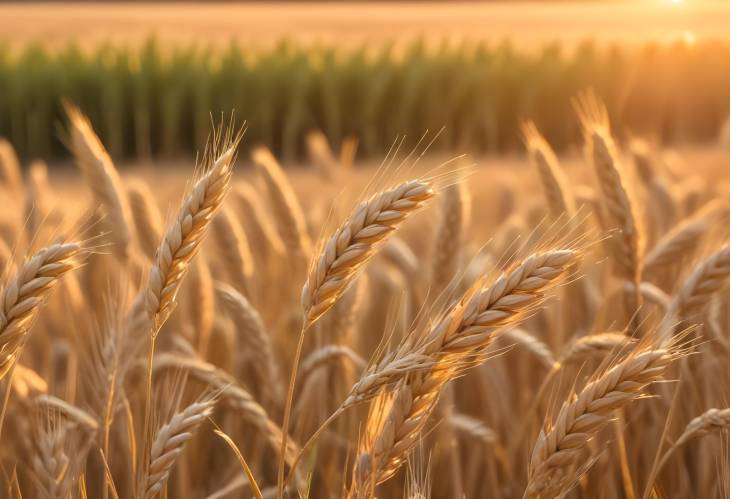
[1,89,729,499]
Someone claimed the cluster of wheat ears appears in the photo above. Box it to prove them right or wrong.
[0,94,729,499]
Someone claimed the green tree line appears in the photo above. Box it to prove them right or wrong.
[1,38,729,162]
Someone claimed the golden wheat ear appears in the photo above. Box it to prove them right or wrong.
[64,103,133,260]
[143,132,241,333]
[0,241,88,379]
[525,340,686,498]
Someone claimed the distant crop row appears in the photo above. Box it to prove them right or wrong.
[1,38,729,162]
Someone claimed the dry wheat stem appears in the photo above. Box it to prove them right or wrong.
[525,346,680,498]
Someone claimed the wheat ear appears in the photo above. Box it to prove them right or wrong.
[431,180,469,294]
[525,345,681,498]
[126,179,164,260]
[153,354,300,468]
[575,93,643,284]
[215,282,282,401]
[141,398,215,498]
[346,250,579,407]
[0,242,85,379]
[302,178,434,326]
[280,177,436,494]
[252,146,312,257]
[522,121,575,218]
[643,201,726,275]
[0,138,22,197]
[65,104,133,258]
[212,207,254,295]
[660,245,730,341]
[348,250,580,493]
[144,139,238,332]
[231,183,286,257]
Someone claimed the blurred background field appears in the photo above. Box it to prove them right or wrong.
[2,1,730,162]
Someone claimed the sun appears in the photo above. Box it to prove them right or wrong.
[670,0,684,5]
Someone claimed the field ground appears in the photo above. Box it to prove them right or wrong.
[2,1,730,49]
